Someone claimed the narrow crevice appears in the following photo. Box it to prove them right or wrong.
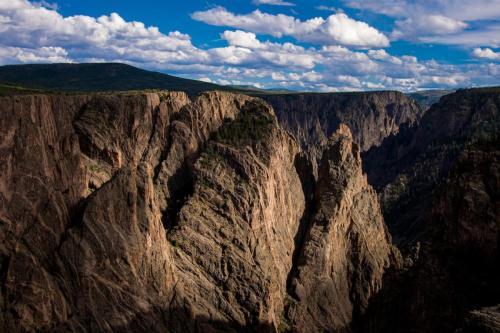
[72,100,91,124]
[50,171,125,312]
[155,108,197,233]
[278,152,318,332]
[55,198,88,254]
[285,153,317,300]
[162,161,194,233]
[158,103,237,233]
[0,255,10,311]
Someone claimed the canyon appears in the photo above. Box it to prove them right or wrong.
[0,87,498,332]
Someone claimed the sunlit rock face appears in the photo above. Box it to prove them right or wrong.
[284,125,398,333]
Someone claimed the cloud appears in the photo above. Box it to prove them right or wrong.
[344,0,500,46]
[316,6,343,13]
[216,31,322,69]
[368,49,403,65]
[420,24,500,47]
[0,0,210,68]
[192,7,389,47]
[0,1,321,71]
[253,0,295,6]
[210,42,498,92]
[472,48,500,60]
[32,1,58,10]
[335,75,362,87]
[198,77,212,83]
[309,13,389,47]
[271,70,322,82]
[393,15,467,39]
[344,0,500,21]
[192,7,322,38]
[0,46,70,63]
[221,30,263,49]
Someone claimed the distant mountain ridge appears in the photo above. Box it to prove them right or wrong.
[0,63,455,106]
[0,63,237,96]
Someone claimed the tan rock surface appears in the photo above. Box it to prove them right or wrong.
[286,125,396,333]
[0,91,257,331]
[168,101,305,331]
[0,91,398,333]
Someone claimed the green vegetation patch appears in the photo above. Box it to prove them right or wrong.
[0,83,49,96]
[214,103,274,147]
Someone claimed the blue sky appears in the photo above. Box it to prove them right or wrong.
[0,0,499,91]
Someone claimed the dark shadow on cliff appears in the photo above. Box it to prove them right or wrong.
[60,307,279,333]
[356,246,500,333]
[356,142,500,333]
[162,160,194,232]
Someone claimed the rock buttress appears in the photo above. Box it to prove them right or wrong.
[286,124,397,333]
[167,100,306,332]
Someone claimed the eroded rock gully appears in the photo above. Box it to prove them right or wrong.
[0,91,398,332]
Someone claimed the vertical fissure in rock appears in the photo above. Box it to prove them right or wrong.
[285,153,317,300]
[152,133,173,182]
[55,198,88,254]
[162,161,194,233]
[0,255,10,312]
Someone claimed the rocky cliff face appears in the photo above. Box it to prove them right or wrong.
[0,91,191,332]
[417,143,500,332]
[2,87,496,333]
[360,141,500,333]
[363,88,500,245]
[167,101,305,331]
[0,91,396,332]
[284,125,398,333]
[262,92,422,176]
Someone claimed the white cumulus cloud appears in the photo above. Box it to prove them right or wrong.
[192,7,389,47]
[472,48,500,60]
[221,30,263,49]
[0,0,208,68]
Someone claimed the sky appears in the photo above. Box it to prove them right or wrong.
[0,0,499,92]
